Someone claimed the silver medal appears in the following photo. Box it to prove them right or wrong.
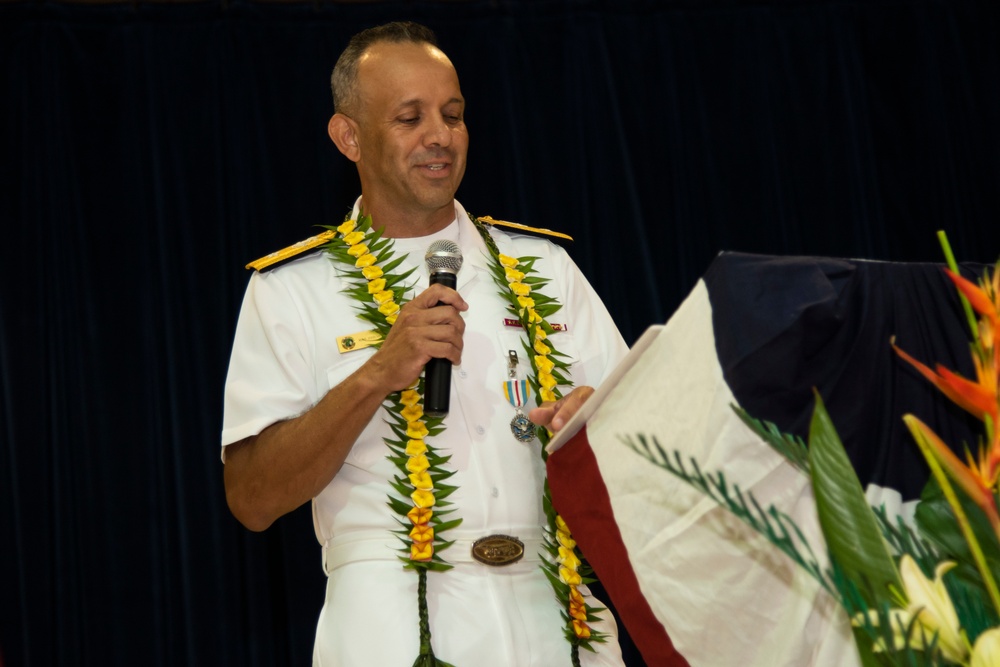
[503,350,535,443]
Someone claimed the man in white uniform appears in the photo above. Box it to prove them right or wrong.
[221,21,629,666]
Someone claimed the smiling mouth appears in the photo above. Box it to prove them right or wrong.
[418,162,452,176]
[417,151,452,173]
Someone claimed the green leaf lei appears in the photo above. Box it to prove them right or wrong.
[472,216,610,664]
[321,210,609,667]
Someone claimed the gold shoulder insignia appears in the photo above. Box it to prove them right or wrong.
[245,230,337,272]
[477,216,573,242]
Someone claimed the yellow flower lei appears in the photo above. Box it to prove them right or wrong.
[474,218,609,664]
[323,212,460,667]
[322,211,607,667]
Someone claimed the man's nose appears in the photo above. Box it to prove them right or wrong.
[423,114,452,148]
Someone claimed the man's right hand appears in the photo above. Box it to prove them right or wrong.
[365,283,469,393]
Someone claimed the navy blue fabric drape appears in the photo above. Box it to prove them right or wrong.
[706,253,986,501]
[2,1,1000,665]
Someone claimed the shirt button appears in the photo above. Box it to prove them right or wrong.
[458,369,468,379]
[491,487,499,498]
[475,425,486,436]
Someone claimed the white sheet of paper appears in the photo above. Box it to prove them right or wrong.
[544,323,665,454]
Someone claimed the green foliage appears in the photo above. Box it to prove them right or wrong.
[916,478,1000,579]
[916,478,1000,641]
[808,392,902,608]
[625,392,999,665]
[732,405,810,474]
[872,506,941,574]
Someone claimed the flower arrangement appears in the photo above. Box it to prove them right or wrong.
[624,234,1000,666]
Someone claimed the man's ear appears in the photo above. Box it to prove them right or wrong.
[328,114,360,163]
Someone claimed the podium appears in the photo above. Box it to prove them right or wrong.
[546,252,985,666]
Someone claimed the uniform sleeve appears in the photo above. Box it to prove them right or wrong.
[551,245,630,389]
[220,269,319,452]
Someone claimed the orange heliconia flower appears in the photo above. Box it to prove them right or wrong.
[893,344,998,427]
[945,269,999,323]
[945,268,1000,400]
[973,443,1000,491]
[895,265,1000,489]
[905,415,994,507]
[904,414,1000,548]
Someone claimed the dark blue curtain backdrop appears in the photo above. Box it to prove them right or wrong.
[2,0,1000,665]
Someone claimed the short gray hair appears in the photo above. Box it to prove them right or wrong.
[331,21,440,117]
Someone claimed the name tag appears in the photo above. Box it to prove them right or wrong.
[337,330,382,354]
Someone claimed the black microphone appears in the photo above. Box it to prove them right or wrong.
[423,239,464,418]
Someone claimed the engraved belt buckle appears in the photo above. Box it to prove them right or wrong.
[471,534,525,566]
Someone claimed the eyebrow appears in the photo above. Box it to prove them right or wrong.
[393,97,465,112]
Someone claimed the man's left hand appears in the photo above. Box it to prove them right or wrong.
[527,386,594,433]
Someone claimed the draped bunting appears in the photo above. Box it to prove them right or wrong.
[2,1,1000,665]
[547,254,988,666]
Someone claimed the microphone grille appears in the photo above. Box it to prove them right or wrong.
[425,239,463,274]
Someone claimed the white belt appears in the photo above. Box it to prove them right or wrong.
[322,529,545,576]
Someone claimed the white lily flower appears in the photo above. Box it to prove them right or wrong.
[853,555,967,663]
[971,627,1000,667]
[901,556,967,662]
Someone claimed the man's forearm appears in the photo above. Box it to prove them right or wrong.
[223,365,389,531]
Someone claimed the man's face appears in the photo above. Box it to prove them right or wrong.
[352,41,468,227]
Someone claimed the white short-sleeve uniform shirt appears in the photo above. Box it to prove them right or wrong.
[222,200,628,667]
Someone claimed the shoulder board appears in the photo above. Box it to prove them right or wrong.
[245,230,337,272]
[477,216,573,243]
